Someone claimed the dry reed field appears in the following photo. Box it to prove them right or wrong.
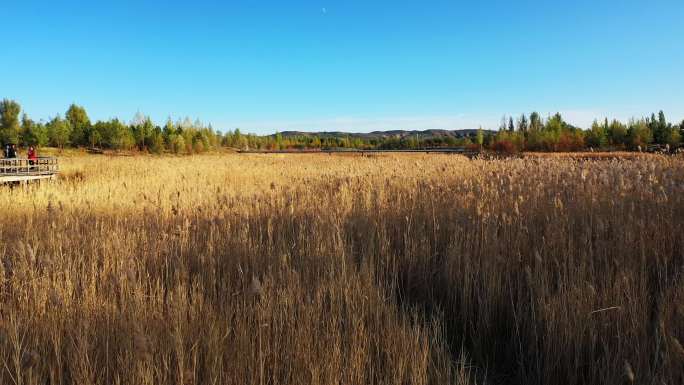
[0,153,683,385]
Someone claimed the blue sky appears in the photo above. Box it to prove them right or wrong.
[2,0,683,134]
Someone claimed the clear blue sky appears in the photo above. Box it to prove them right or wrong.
[2,0,683,134]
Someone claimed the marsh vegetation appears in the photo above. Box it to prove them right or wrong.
[0,153,682,384]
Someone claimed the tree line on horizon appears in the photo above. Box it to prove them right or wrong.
[488,111,682,153]
[0,99,233,154]
[1,98,682,153]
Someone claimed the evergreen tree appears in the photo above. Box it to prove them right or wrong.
[529,112,542,131]
[88,126,103,148]
[652,110,668,144]
[65,104,91,146]
[508,116,515,132]
[20,114,48,147]
[20,114,33,146]
[92,118,133,149]
[47,116,72,148]
[546,113,565,133]
[627,119,652,149]
[517,114,528,132]
[476,127,484,150]
[149,126,165,153]
[607,120,627,146]
[171,134,185,154]
[667,127,681,146]
[233,128,245,148]
[0,99,21,145]
[658,110,667,130]
[131,114,154,150]
[586,120,607,148]
[162,118,177,145]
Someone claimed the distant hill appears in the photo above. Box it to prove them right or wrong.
[273,129,493,139]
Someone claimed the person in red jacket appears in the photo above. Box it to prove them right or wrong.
[27,146,37,166]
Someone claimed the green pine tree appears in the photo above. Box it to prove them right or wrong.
[65,104,91,146]
[0,99,21,145]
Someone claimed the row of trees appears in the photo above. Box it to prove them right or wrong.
[0,99,228,153]
[489,111,683,152]
[1,99,682,153]
[266,111,684,152]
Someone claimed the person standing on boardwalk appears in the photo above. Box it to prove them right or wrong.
[3,144,17,174]
[27,146,37,166]
[8,144,17,158]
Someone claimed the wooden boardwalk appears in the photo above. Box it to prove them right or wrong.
[0,157,59,183]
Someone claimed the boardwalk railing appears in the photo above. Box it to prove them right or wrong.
[0,157,59,179]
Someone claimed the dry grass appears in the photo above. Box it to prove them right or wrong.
[0,153,682,384]
[521,151,656,160]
